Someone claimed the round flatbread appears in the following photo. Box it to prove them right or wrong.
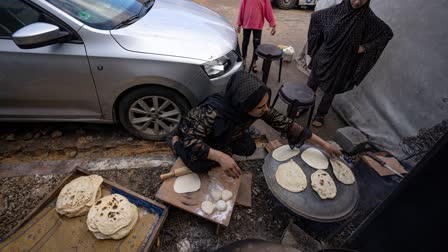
[87,194,135,235]
[173,173,201,194]
[275,160,307,193]
[92,204,139,240]
[311,170,337,199]
[56,176,95,216]
[272,145,301,162]
[330,159,355,185]
[301,148,329,170]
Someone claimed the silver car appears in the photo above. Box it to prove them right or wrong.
[0,0,242,140]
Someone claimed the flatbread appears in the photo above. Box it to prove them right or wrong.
[311,170,337,199]
[173,173,201,193]
[330,159,355,185]
[275,160,307,193]
[272,145,301,162]
[87,194,135,235]
[301,148,329,170]
[92,204,139,240]
[64,187,102,218]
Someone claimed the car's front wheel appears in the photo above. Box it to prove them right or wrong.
[118,87,190,141]
[276,0,297,10]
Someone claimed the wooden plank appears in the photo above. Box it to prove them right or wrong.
[360,154,408,176]
[155,158,241,226]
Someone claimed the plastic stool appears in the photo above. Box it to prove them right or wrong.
[248,44,283,84]
[271,81,316,128]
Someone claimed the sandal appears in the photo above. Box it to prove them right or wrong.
[312,115,324,128]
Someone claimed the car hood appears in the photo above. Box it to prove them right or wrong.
[110,0,237,62]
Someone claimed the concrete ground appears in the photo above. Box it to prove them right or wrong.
[195,0,347,142]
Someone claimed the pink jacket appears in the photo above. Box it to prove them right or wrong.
[237,0,276,30]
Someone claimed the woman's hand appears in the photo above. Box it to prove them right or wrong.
[237,25,242,34]
[323,143,342,157]
[271,26,276,36]
[218,153,241,178]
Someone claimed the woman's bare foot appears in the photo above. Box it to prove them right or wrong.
[172,135,179,145]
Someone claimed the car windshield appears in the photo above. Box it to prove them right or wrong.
[46,0,154,30]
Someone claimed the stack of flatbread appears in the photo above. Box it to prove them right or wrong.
[87,194,138,240]
[56,175,103,217]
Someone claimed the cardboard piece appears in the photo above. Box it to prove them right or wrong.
[361,154,408,176]
[263,140,284,153]
[236,172,252,208]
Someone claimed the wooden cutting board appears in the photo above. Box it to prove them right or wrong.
[155,158,240,226]
[361,154,408,176]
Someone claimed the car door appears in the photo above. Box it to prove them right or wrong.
[0,0,102,120]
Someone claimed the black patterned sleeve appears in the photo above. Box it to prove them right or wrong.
[261,108,294,133]
[178,106,217,160]
[307,12,324,69]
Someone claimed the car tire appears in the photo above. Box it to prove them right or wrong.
[276,0,297,10]
[117,86,190,141]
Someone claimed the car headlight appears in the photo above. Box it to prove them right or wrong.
[202,54,232,78]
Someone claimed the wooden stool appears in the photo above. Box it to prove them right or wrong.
[248,44,283,84]
[271,81,316,128]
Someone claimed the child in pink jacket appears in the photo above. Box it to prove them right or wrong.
[237,0,277,72]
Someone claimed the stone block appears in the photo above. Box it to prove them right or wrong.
[334,127,369,154]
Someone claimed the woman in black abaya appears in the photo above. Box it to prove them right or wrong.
[307,0,393,127]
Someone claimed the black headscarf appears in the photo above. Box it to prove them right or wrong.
[308,0,393,94]
[200,71,271,148]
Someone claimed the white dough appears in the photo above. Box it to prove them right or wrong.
[311,170,337,199]
[330,159,355,185]
[201,201,215,215]
[173,173,201,193]
[211,190,222,201]
[272,145,301,162]
[221,190,233,201]
[216,200,227,211]
[275,160,307,193]
[301,148,329,169]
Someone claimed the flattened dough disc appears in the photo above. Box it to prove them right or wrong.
[301,148,329,170]
[275,160,307,193]
[173,173,201,193]
[272,145,301,162]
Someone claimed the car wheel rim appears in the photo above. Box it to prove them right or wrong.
[128,96,181,137]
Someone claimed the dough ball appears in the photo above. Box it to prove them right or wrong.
[221,190,233,201]
[201,201,215,215]
[216,200,227,211]
[211,190,222,201]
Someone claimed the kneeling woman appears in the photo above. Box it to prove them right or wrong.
[170,71,341,178]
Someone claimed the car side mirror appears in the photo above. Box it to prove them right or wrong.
[12,22,72,49]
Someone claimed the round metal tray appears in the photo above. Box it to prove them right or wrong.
[262,144,359,222]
